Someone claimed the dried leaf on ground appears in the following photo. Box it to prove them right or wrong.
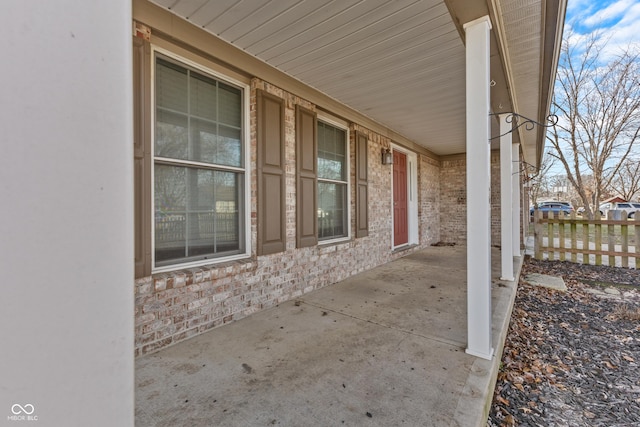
[488,258,640,427]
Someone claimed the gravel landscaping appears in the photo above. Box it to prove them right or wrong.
[488,258,640,427]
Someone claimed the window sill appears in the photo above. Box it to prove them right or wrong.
[318,237,353,254]
[152,251,252,275]
[318,236,351,247]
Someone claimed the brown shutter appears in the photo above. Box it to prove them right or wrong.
[256,90,286,255]
[355,131,369,238]
[296,106,318,248]
[133,36,152,278]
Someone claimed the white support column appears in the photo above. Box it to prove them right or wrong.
[1,1,134,425]
[464,16,494,360]
[512,142,521,255]
[500,115,514,281]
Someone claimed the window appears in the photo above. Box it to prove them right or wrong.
[317,120,348,241]
[154,55,246,268]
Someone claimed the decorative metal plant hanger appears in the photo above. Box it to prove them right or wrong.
[488,112,559,178]
[488,112,558,141]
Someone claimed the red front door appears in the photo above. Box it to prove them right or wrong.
[393,151,408,246]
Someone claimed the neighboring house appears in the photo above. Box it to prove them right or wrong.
[601,196,627,205]
[3,0,566,422]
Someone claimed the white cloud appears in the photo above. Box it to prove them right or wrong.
[583,0,634,27]
[565,0,640,61]
[610,2,640,38]
[600,2,640,59]
[566,0,596,16]
[566,0,601,25]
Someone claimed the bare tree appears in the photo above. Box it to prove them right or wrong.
[547,30,640,218]
[527,150,556,205]
[610,158,640,201]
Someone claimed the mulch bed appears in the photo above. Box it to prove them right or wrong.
[488,258,640,427]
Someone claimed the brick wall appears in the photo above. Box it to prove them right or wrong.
[419,155,441,244]
[439,152,502,245]
[134,79,442,357]
[439,156,467,243]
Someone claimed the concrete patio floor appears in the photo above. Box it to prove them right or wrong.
[136,245,524,426]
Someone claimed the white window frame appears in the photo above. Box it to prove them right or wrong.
[151,46,251,273]
[317,113,351,245]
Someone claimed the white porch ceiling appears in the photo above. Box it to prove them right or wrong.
[150,0,564,163]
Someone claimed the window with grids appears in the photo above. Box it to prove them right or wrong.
[317,121,348,240]
[154,56,245,268]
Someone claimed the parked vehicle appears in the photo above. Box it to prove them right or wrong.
[576,205,602,216]
[599,201,640,218]
[530,201,574,219]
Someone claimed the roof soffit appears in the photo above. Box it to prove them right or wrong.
[144,0,564,163]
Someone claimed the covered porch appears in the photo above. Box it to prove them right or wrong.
[131,0,566,360]
[2,1,566,424]
[136,245,523,426]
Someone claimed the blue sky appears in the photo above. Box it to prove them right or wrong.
[566,0,640,56]
[545,1,640,177]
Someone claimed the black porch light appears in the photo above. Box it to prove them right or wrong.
[381,148,393,165]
